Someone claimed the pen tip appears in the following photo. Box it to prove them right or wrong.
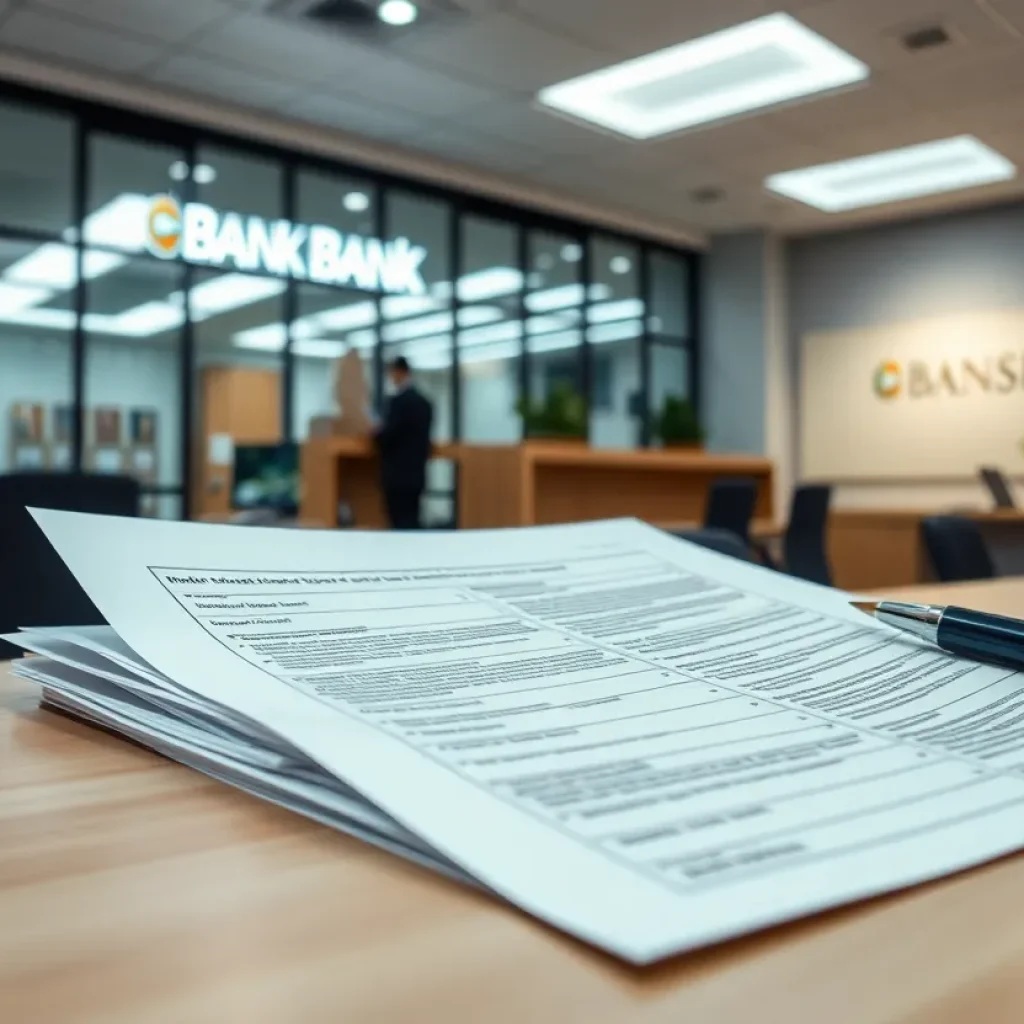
[851,601,879,615]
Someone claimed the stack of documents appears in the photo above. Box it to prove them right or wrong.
[10,511,1024,964]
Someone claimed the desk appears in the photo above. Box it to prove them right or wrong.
[458,443,773,529]
[5,576,1024,1024]
[829,508,1024,591]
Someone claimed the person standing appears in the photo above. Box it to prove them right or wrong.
[373,356,433,530]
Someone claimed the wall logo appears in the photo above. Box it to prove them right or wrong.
[145,194,183,259]
[873,360,902,399]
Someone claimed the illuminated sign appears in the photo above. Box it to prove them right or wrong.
[873,354,1024,399]
[144,194,427,295]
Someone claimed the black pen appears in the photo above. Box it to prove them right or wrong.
[853,600,1024,672]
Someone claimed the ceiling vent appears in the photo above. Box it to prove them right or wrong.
[900,24,952,51]
[269,0,466,38]
[691,186,724,205]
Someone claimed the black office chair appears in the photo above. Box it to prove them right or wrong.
[921,515,995,583]
[669,528,754,562]
[979,467,1016,509]
[0,473,140,659]
[703,477,758,546]
[783,485,833,586]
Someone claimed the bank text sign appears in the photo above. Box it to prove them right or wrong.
[144,193,427,295]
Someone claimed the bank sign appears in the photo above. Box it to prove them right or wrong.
[144,193,427,295]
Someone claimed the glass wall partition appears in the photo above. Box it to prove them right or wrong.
[0,82,700,522]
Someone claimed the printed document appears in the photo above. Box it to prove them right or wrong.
[13,512,1024,963]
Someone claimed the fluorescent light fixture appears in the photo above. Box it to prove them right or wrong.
[188,274,286,320]
[315,301,377,331]
[108,301,185,337]
[765,135,1017,211]
[537,13,868,139]
[294,338,346,359]
[343,191,371,213]
[378,0,418,26]
[381,306,503,343]
[381,294,442,320]
[525,283,611,313]
[588,319,644,345]
[82,193,150,251]
[429,267,521,303]
[5,244,122,290]
[234,324,287,351]
[0,306,76,329]
[0,282,50,314]
[588,299,645,323]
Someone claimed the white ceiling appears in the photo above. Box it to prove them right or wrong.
[3,0,1024,238]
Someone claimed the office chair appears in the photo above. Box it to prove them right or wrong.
[979,467,1016,509]
[703,478,758,545]
[921,515,996,583]
[668,528,754,562]
[0,473,140,659]
[782,485,833,586]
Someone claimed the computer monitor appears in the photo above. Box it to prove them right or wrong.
[232,443,300,517]
[980,466,1016,509]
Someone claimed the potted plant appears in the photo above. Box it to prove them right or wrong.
[516,383,588,442]
[652,395,704,449]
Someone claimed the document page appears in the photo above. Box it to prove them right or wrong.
[29,511,1024,962]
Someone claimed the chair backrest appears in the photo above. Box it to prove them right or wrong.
[783,484,833,586]
[703,477,757,544]
[921,515,995,583]
[0,473,140,659]
[979,467,1016,509]
[668,528,753,562]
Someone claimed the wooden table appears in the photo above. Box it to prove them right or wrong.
[5,580,1024,1022]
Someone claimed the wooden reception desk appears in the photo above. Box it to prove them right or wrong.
[828,508,1024,591]
[301,439,774,531]
[458,443,773,529]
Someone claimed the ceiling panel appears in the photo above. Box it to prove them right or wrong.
[28,0,238,45]
[285,91,440,146]
[455,100,620,156]
[145,52,307,110]
[1,5,163,72]
[317,53,500,118]
[192,10,381,83]
[387,10,610,93]
[512,0,768,57]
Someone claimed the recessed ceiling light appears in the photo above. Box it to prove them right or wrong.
[343,191,371,212]
[537,12,868,139]
[560,243,582,263]
[765,135,1017,212]
[609,256,632,275]
[169,161,190,182]
[378,0,417,26]
[193,164,217,185]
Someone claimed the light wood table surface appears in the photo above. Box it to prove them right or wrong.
[6,579,1024,1022]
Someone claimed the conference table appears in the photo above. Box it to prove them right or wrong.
[2,578,1023,1022]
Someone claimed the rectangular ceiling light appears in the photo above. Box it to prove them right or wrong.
[189,274,287,320]
[766,135,1017,211]
[537,13,868,139]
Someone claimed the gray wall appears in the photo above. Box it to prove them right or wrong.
[786,200,1024,507]
[701,232,767,454]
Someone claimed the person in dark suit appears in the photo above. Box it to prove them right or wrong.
[374,356,433,530]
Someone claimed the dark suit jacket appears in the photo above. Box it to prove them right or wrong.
[376,386,434,491]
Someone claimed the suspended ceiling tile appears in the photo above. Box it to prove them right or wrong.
[191,9,379,83]
[318,54,500,118]
[455,99,621,156]
[387,10,610,93]
[30,0,238,45]
[146,51,308,110]
[286,91,438,145]
[0,5,164,72]
[512,0,767,57]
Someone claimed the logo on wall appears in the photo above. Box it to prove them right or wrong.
[145,194,184,259]
[873,360,902,399]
